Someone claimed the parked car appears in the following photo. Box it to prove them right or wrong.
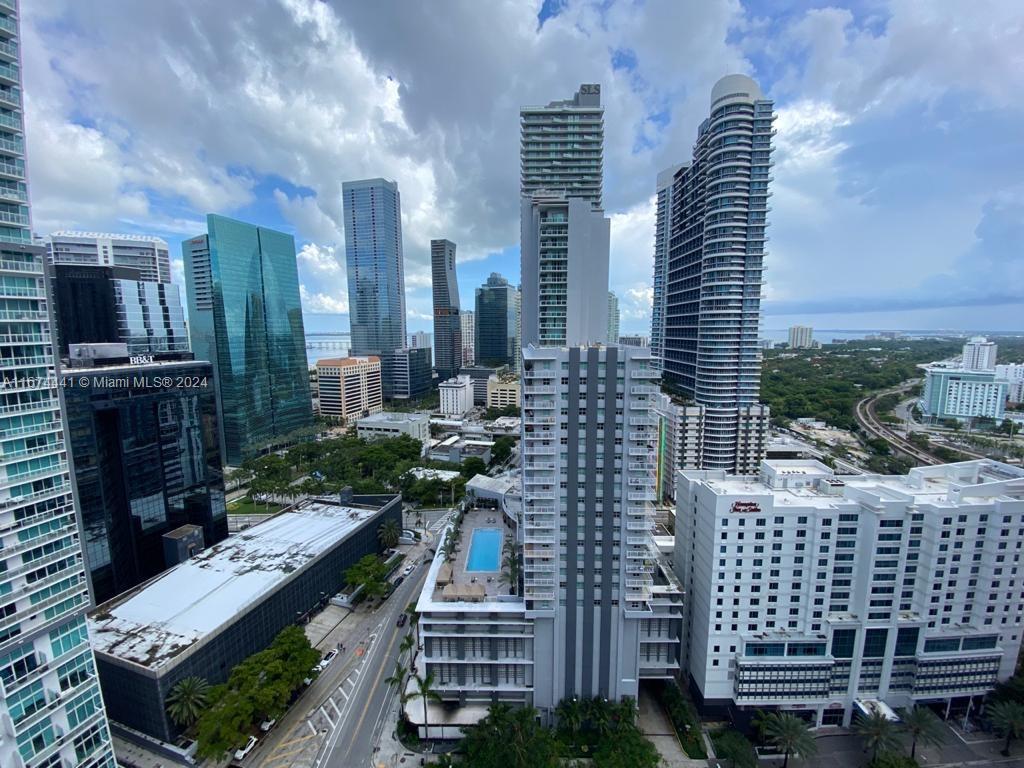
[259,718,276,732]
[316,648,338,672]
[392,575,405,588]
[397,613,407,627]
[234,735,258,761]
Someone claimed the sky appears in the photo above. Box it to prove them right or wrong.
[22,0,1024,337]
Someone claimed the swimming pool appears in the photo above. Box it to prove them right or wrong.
[466,527,502,572]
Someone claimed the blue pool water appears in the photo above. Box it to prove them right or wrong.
[466,528,502,572]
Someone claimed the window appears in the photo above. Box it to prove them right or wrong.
[863,628,888,658]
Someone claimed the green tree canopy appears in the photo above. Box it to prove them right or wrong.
[763,712,817,768]
[165,676,211,728]
[852,710,900,763]
[461,704,562,768]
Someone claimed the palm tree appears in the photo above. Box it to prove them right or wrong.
[852,710,900,763]
[405,602,421,649]
[400,632,415,661]
[989,700,1024,756]
[378,518,402,549]
[165,676,211,728]
[407,672,442,740]
[385,660,407,696]
[555,697,584,748]
[501,543,522,596]
[763,712,817,768]
[900,705,945,759]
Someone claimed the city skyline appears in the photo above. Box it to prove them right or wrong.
[20,1,1024,335]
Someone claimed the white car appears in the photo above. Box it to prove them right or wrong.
[259,718,276,732]
[403,564,415,576]
[234,735,258,761]
[316,648,339,672]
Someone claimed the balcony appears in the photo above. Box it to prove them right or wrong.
[0,87,20,109]
[0,16,15,36]
[0,158,23,179]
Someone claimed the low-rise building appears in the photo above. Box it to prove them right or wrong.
[357,411,430,451]
[439,374,474,416]
[316,356,383,424]
[460,365,500,406]
[486,374,521,409]
[428,435,494,465]
[675,459,1024,727]
[89,493,402,742]
[921,366,1007,422]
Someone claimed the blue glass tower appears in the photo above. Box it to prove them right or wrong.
[0,2,117,766]
[184,215,313,466]
[342,179,406,357]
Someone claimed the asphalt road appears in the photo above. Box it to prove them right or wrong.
[322,561,430,768]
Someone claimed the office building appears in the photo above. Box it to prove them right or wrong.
[431,239,461,381]
[49,264,188,358]
[921,366,1007,422]
[675,459,1024,726]
[381,347,431,401]
[521,344,683,711]
[607,291,619,344]
[408,330,432,351]
[46,231,171,283]
[520,194,609,348]
[520,84,603,208]
[459,364,499,406]
[439,375,473,417]
[486,373,521,409]
[90,494,401,742]
[789,325,814,349]
[460,310,475,365]
[475,273,517,367]
[183,215,313,465]
[0,4,117,765]
[62,349,227,603]
[343,178,406,358]
[315,356,382,424]
[650,165,684,370]
[657,75,774,474]
[618,334,649,347]
[654,393,705,502]
[357,411,430,448]
[962,336,997,371]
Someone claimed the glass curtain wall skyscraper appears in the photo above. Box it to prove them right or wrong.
[474,273,517,368]
[0,2,117,765]
[649,164,683,370]
[430,239,461,381]
[343,178,406,358]
[655,75,773,473]
[183,215,312,466]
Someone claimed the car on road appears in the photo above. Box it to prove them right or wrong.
[402,564,415,576]
[234,735,258,761]
[316,648,338,672]
[397,613,407,627]
[259,718,276,732]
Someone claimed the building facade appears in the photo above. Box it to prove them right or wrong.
[520,194,609,348]
[607,291,619,344]
[486,374,521,409]
[650,164,684,371]
[962,336,997,371]
[381,347,431,401]
[788,325,813,349]
[356,412,430,448]
[657,74,774,473]
[343,178,406,358]
[921,367,1007,422]
[0,3,117,764]
[315,356,382,424]
[431,239,461,381]
[439,375,474,417]
[183,215,313,465]
[62,355,227,604]
[46,231,171,284]
[475,273,517,368]
[522,344,683,712]
[675,459,1024,727]
[654,393,705,503]
[50,264,188,358]
[520,84,603,208]
[459,365,498,406]
[460,311,475,366]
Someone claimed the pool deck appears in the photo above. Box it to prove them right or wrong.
[438,507,513,600]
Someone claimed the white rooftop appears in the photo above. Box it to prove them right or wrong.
[48,230,169,245]
[89,498,387,670]
[406,467,461,482]
[359,411,428,425]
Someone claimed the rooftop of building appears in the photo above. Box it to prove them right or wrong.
[693,459,1024,509]
[316,356,380,367]
[48,231,169,245]
[88,496,394,671]
[358,411,429,425]
[163,524,203,540]
[465,474,516,496]
[405,467,461,482]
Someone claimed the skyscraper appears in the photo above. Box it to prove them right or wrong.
[460,310,475,365]
[183,215,313,466]
[650,164,683,370]
[520,84,603,207]
[343,178,406,358]
[46,231,171,283]
[0,3,117,764]
[430,239,461,381]
[657,74,774,473]
[962,336,997,371]
[520,194,609,347]
[474,273,517,367]
[788,325,813,349]
[607,291,619,343]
